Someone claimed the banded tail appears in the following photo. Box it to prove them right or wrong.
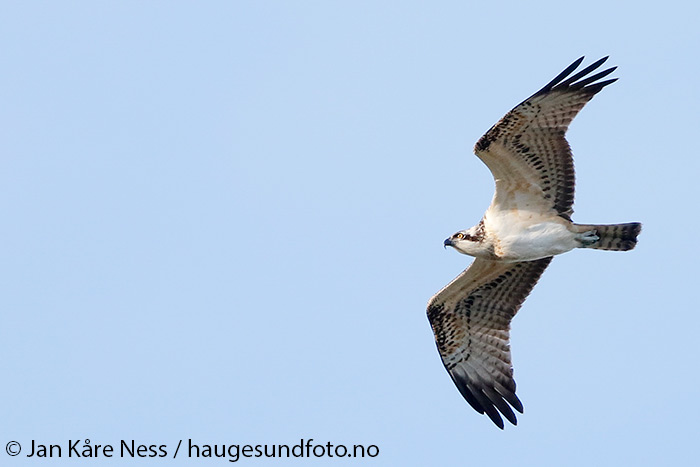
[576,222,642,251]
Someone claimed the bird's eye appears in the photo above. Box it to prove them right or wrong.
[455,233,464,240]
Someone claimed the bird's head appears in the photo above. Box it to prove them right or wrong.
[444,227,483,256]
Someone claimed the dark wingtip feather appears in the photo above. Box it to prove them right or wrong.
[496,383,524,413]
[569,67,616,89]
[557,59,612,89]
[533,56,617,98]
[535,56,585,95]
[480,401,505,430]
[510,395,524,414]
[484,387,518,426]
[452,373,486,414]
[585,78,618,94]
[453,374,508,428]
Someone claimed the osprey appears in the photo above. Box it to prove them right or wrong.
[427,57,641,429]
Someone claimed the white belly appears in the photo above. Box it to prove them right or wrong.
[486,211,578,261]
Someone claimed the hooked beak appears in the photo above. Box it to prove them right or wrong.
[444,238,453,249]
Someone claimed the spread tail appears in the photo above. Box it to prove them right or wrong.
[575,222,642,251]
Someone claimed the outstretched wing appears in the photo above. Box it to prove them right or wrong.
[427,257,552,428]
[474,57,617,219]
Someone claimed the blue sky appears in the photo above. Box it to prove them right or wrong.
[1,1,698,466]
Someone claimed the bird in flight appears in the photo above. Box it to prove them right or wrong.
[427,57,641,429]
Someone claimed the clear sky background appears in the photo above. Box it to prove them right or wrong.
[1,1,698,466]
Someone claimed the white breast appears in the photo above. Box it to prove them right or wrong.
[484,209,578,261]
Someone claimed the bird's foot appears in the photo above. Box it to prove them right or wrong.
[577,230,600,246]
